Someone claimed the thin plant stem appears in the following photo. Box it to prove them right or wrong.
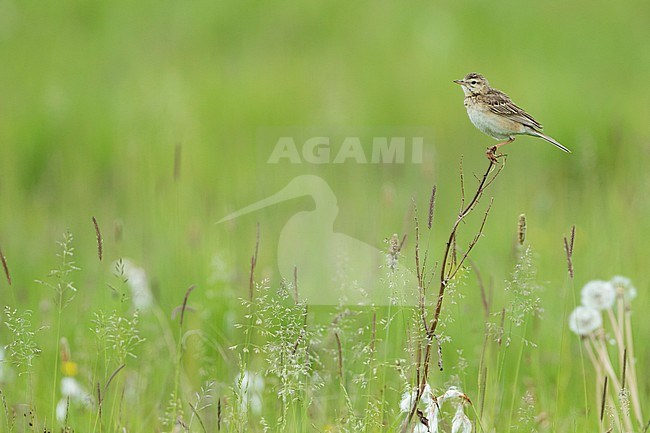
[600,377,608,424]
[51,301,62,428]
[617,299,625,366]
[402,157,504,432]
[584,338,605,433]
[624,308,643,426]
[589,335,622,393]
[506,322,527,433]
[589,334,633,432]
[605,308,624,368]
[554,238,585,433]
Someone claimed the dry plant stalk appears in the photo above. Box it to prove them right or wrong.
[402,157,505,432]
[0,247,10,285]
[249,222,260,301]
[293,266,299,303]
[428,186,437,230]
[180,284,197,327]
[98,363,126,416]
[563,224,576,278]
[517,214,527,246]
[92,216,103,261]
[335,332,343,380]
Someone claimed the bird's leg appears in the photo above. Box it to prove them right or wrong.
[486,137,515,161]
[492,137,515,151]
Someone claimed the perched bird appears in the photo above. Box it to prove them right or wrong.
[453,73,570,160]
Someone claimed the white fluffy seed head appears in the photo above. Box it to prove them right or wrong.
[399,388,416,413]
[400,383,434,413]
[581,280,616,310]
[610,275,637,303]
[451,402,472,433]
[440,386,468,404]
[569,306,602,335]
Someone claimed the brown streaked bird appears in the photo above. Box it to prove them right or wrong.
[453,73,570,160]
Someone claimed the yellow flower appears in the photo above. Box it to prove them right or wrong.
[61,361,78,377]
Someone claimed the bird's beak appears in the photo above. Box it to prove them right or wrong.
[453,79,464,85]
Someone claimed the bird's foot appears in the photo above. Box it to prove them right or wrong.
[485,146,504,162]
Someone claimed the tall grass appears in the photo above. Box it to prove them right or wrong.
[0,158,634,433]
[1,1,649,432]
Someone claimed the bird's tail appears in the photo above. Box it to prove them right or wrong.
[529,130,571,153]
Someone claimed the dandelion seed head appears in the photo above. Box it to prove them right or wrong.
[610,275,636,302]
[580,280,615,310]
[568,306,602,335]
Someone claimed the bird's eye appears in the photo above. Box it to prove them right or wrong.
[470,80,477,85]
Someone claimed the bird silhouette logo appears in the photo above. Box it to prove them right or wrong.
[218,175,417,306]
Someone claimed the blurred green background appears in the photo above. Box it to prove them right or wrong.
[0,0,649,429]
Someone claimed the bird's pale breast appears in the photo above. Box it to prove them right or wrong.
[464,97,525,140]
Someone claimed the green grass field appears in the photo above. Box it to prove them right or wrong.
[1,1,649,432]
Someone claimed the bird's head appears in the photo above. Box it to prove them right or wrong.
[453,73,489,96]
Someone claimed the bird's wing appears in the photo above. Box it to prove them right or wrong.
[484,89,543,130]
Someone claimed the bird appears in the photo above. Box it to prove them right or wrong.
[453,72,570,160]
